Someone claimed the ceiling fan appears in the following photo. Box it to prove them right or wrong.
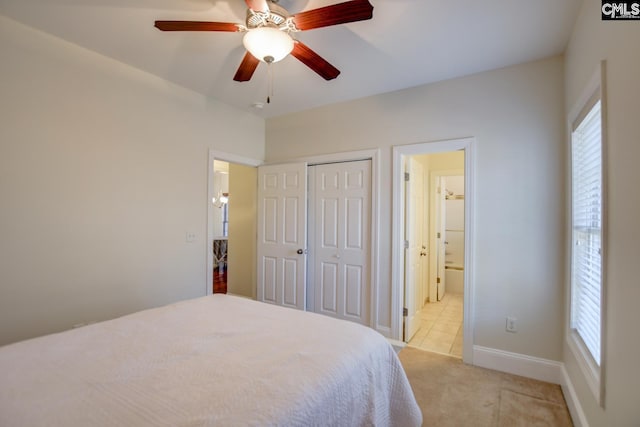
[154,0,374,82]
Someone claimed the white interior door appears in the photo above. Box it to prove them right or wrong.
[404,158,424,341]
[437,177,447,301]
[257,162,307,310]
[309,160,370,325]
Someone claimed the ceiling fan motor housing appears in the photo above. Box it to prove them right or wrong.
[245,1,290,29]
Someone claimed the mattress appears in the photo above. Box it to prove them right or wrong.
[0,294,422,426]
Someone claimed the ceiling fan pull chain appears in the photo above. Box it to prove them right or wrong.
[267,62,274,104]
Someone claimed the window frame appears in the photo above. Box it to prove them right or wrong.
[566,61,607,407]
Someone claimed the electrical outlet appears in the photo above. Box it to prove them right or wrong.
[506,316,517,333]
[186,232,196,243]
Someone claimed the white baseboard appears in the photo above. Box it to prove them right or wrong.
[560,364,589,427]
[472,345,588,427]
[473,345,563,384]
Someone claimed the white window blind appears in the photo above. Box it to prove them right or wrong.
[571,99,602,366]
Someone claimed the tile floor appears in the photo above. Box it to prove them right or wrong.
[408,293,463,358]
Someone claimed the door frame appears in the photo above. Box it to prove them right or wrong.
[206,149,261,297]
[392,138,476,364]
[279,148,381,332]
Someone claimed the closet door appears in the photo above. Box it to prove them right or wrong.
[309,160,371,325]
[256,163,307,310]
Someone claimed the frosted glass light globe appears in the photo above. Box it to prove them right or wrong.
[243,27,294,63]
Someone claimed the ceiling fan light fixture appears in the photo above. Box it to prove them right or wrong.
[242,26,293,63]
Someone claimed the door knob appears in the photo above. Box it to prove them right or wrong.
[297,249,306,255]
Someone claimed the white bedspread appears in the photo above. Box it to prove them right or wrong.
[0,295,422,426]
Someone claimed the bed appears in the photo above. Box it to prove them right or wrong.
[0,294,422,426]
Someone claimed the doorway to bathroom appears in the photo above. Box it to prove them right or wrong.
[392,138,475,364]
[410,165,465,357]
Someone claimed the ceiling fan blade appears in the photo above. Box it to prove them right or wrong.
[291,41,340,80]
[233,52,260,82]
[245,0,270,13]
[154,21,240,32]
[292,0,373,31]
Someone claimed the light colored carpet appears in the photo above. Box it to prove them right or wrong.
[398,347,573,426]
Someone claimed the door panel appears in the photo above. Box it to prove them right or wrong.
[263,198,278,242]
[322,199,338,247]
[346,198,364,248]
[345,264,363,318]
[284,198,299,243]
[309,160,371,325]
[283,258,298,306]
[257,162,307,310]
[404,157,425,341]
[262,256,277,303]
[321,262,338,313]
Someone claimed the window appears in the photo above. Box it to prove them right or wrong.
[571,98,602,365]
[568,64,606,405]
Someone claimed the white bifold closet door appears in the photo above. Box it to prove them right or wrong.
[256,162,307,310]
[308,160,371,326]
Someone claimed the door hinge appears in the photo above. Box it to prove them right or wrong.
[404,172,410,182]
[404,240,409,249]
[437,232,441,239]
[403,307,408,316]
[437,277,441,284]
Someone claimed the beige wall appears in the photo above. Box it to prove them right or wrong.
[563,2,640,425]
[0,16,265,345]
[227,163,257,299]
[267,56,566,361]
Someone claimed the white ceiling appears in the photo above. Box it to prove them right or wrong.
[0,0,581,118]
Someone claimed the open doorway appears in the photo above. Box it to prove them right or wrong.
[392,138,475,364]
[211,160,229,293]
[207,151,260,298]
[405,153,465,357]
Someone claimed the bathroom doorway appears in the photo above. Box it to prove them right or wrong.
[392,138,475,364]
[405,154,465,357]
